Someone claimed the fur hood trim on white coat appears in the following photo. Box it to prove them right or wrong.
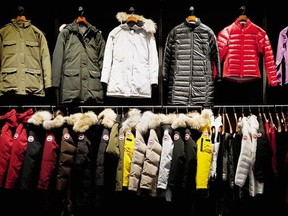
[98,108,117,128]
[116,12,157,35]
[121,108,142,132]
[42,110,65,130]
[28,110,53,126]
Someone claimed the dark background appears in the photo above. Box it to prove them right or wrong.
[0,2,287,216]
[0,0,287,106]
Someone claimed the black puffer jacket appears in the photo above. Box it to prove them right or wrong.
[163,18,221,106]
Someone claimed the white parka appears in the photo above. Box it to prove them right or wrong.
[101,12,159,98]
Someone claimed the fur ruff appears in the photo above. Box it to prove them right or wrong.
[116,11,157,34]
[98,108,117,128]
[43,111,65,130]
[136,110,155,134]
[121,108,142,132]
[28,110,53,126]
[73,111,98,133]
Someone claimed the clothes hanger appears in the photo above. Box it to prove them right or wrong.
[268,107,276,130]
[76,6,88,25]
[126,6,138,27]
[275,107,282,133]
[281,107,288,132]
[262,107,268,123]
[224,107,233,134]
[186,6,197,23]
[16,6,27,22]
[238,5,247,24]
[221,108,225,135]
[233,107,239,133]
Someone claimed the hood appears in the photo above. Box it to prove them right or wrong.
[135,110,161,135]
[169,108,213,131]
[121,108,142,132]
[28,110,53,126]
[0,109,18,127]
[17,108,34,123]
[42,110,65,130]
[98,108,117,128]
[116,11,157,35]
[64,111,98,133]
[65,20,100,34]
[171,113,190,129]
[199,108,213,132]
[158,113,177,125]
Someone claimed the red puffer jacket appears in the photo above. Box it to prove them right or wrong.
[217,17,278,86]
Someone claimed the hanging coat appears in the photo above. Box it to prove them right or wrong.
[0,109,18,187]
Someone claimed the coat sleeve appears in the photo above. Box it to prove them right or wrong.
[162,30,174,82]
[39,31,52,89]
[52,29,67,88]
[100,30,114,84]
[148,35,159,85]
[259,29,279,87]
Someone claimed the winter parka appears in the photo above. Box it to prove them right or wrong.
[5,108,34,189]
[37,111,65,190]
[0,109,18,187]
[0,19,52,96]
[128,111,155,193]
[139,126,162,197]
[163,18,221,106]
[157,124,174,191]
[52,20,106,104]
[101,12,159,98]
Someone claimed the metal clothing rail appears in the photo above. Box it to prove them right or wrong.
[0,104,286,109]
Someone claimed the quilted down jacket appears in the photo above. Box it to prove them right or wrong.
[217,17,278,86]
[163,18,221,106]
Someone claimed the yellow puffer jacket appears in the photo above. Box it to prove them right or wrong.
[196,125,213,189]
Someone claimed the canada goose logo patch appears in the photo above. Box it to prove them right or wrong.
[174,134,179,141]
[78,134,85,140]
[185,134,190,140]
[135,140,140,146]
[28,135,34,142]
[14,133,18,139]
[63,133,70,140]
[103,134,109,141]
[119,135,125,140]
[46,135,53,142]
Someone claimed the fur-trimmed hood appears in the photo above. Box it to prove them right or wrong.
[121,108,142,132]
[98,108,117,128]
[170,108,213,130]
[135,111,162,135]
[42,110,65,130]
[186,108,213,131]
[116,12,157,35]
[28,110,53,126]
[64,111,98,133]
